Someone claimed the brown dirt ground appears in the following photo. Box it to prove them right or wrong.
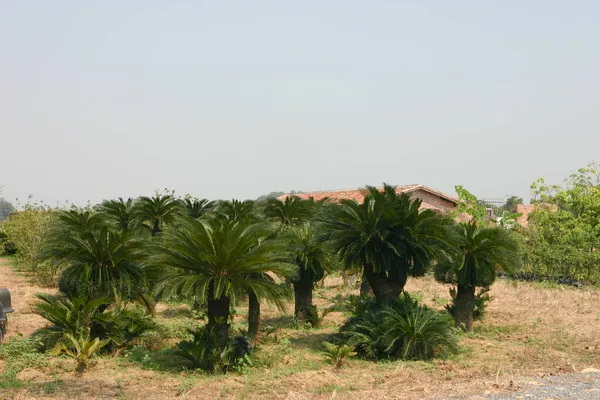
[1,257,599,400]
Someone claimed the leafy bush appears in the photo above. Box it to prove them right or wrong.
[33,294,156,356]
[0,226,17,255]
[33,294,111,337]
[322,341,356,368]
[92,305,158,352]
[1,209,62,286]
[301,305,332,329]
[175,327,253,373]
[445,287,491,321]
[335,293,458,361]
[52,334,109,372]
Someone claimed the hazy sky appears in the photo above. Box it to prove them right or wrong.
[1,1,598,207]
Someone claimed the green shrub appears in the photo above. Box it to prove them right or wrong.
[335,293,458,361]
[0,226,17,255]
[175,327,253,373]
[322,341,356,368]
[1,208,59,285]
[92,305,158,352]
[445,287,491,321]
[52,334,109,372]
[33,294,156,356]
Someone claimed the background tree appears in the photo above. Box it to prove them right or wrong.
[524,162,600,282]
[503,195,523,212]
[435,222,521,331]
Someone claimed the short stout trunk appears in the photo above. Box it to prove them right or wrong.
[293,278,314,323]
[247,291,260,339]
[207,296,231,350]
[359,269,371,297]
[363,264,407,305]
[151,219,161,236]
[454,284,475,331]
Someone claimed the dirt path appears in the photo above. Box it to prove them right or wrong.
[0,258,55,338]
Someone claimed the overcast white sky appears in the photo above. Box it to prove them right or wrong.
[1,1,598,206]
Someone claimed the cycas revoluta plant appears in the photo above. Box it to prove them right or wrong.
[215,199,260,223]
[286,223,328,324]
[149,217,296,358]
[132,194,182,235]
[263,196,316,226]
[336,293,458,361]
[445,286,491,322]
[323,184,459,305]
[43,210,147,303]
[435,221,521,331]
[179,197,215,219]
[33,293,112,338]
[322,341,356,368]
[99,198,136,232]
[53,333,110,372]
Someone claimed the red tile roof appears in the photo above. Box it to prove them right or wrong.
[277,184,459,205]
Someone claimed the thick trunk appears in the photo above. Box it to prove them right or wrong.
[359,269,371,297]
[364,264,406,305]
[247,291,260,339]
[207,296,231,350]
[151,219,161,236]
[293,278,314,323]
[454,284,475,331]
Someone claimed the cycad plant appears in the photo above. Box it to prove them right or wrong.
[150,217,296,353]
[435,221,521,331]
[42,210,146,302]
[264,196,316,226]
[99,198,136,232]
[337,293,457,360]
[53,334,110,372]
[286,223,328,324]
[215,199,260,223]
[179,197,215,219]
[323,184,458,305]
[132,194,182,235]
[33,293,112,337]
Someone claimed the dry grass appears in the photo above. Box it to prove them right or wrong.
[1,257,599,399]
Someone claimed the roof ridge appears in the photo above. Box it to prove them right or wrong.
[287,184,421,196]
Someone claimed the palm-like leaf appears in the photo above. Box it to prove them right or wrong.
[215,199,259,223]
[132,194,182,235]
[264,196,315,226]
[322,184,459,302]
[45,225,145,299]
[99,198,136,231]
[33,293,112,337]
[286,223,328,282]
[180,197,216,219]
[435,221,521,287]
[149,218,297,304]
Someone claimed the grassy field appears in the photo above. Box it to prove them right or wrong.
[1,256,599,399]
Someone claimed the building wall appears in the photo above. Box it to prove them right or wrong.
[409,189,457,211]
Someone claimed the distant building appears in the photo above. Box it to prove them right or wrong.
[0,199,14,222]
[515,203,558,227]
[278,184,459,212]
